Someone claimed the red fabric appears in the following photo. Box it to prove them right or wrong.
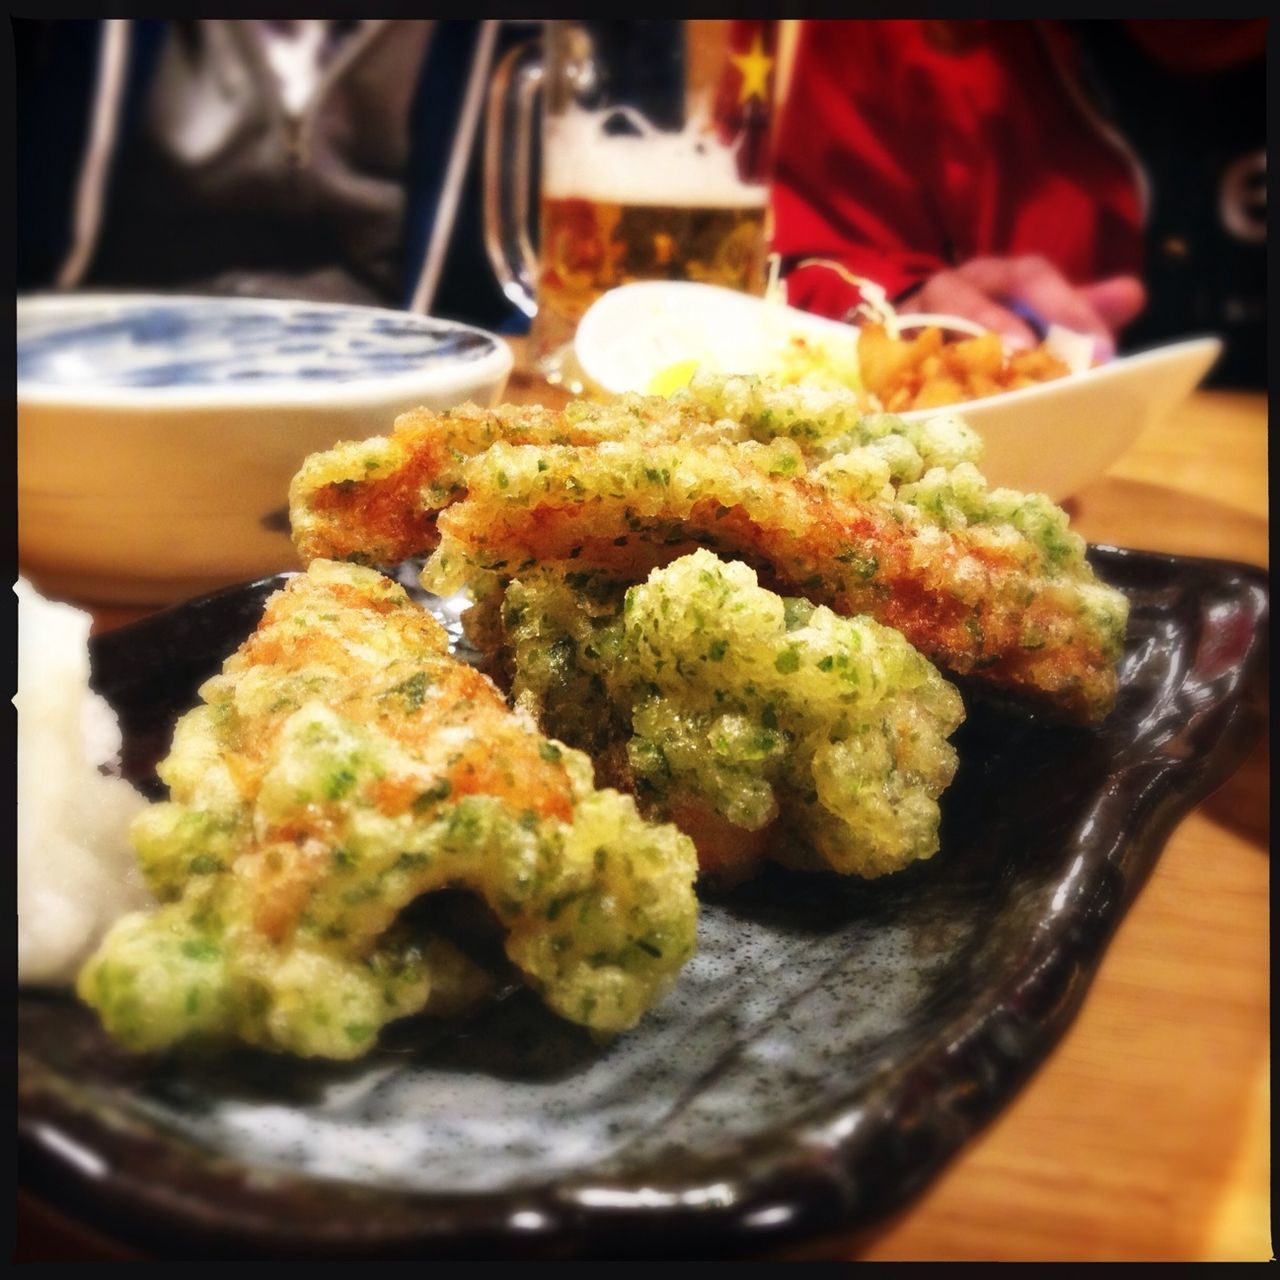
[714,19,779,183]
[771,20,1146,319]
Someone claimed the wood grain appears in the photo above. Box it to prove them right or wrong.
[20,372,1269,1262]
[844,388,1271,1262]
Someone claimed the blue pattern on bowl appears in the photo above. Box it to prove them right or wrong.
[17,298,497,389]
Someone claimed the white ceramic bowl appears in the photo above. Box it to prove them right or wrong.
[575,281,1222,503]
[896,336,1221,501]
[18,294,513,603]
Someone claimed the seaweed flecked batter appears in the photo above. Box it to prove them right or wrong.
[502,551,965,885]
[78,562,698,1059]
[291,375,1128,722]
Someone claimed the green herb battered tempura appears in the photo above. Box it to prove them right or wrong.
[500,551,965,885]
[73,368,1134,1063]
[292,374,1129,722]
[78,561,698,1059]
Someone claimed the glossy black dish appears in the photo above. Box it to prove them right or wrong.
[18,546,1269,1259]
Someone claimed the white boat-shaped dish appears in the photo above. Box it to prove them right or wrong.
[575,281,1221,503]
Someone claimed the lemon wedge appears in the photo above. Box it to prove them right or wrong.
[647,359,702,397]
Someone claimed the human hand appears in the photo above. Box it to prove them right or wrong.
[899,256,1146,361]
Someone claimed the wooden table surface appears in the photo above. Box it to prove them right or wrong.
[837,388,1271,1263]
[17,379,1270,1262]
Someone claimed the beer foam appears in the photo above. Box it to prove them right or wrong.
[544,107,767,208]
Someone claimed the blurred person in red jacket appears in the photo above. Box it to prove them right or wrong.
[772,19,1265,385]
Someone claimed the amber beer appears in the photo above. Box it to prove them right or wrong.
[484,22,781,386]
[532,194,767,371]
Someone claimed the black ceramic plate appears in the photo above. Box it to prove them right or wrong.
[18,547,1269,1260]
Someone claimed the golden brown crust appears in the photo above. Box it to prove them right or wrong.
[289,387,1126,722]
[435,479,1115,723]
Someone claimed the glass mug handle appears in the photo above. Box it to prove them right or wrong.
[483,40,544,319]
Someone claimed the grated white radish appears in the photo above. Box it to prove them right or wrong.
[15,578,151,986]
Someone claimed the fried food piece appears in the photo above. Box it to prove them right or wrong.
[288,376,1126,719]
[420,382,1127,722]
[288,375,973,568]
[676,373,985,467]
[502,552,965,885]
[288,394,758,567]
[77,561,698,1058]
[857,323,1069,412]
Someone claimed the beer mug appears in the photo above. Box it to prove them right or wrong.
[485,19,779,388]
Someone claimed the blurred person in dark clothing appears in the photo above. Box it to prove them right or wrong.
[15,18,533,330]
[772,19,1265,386]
